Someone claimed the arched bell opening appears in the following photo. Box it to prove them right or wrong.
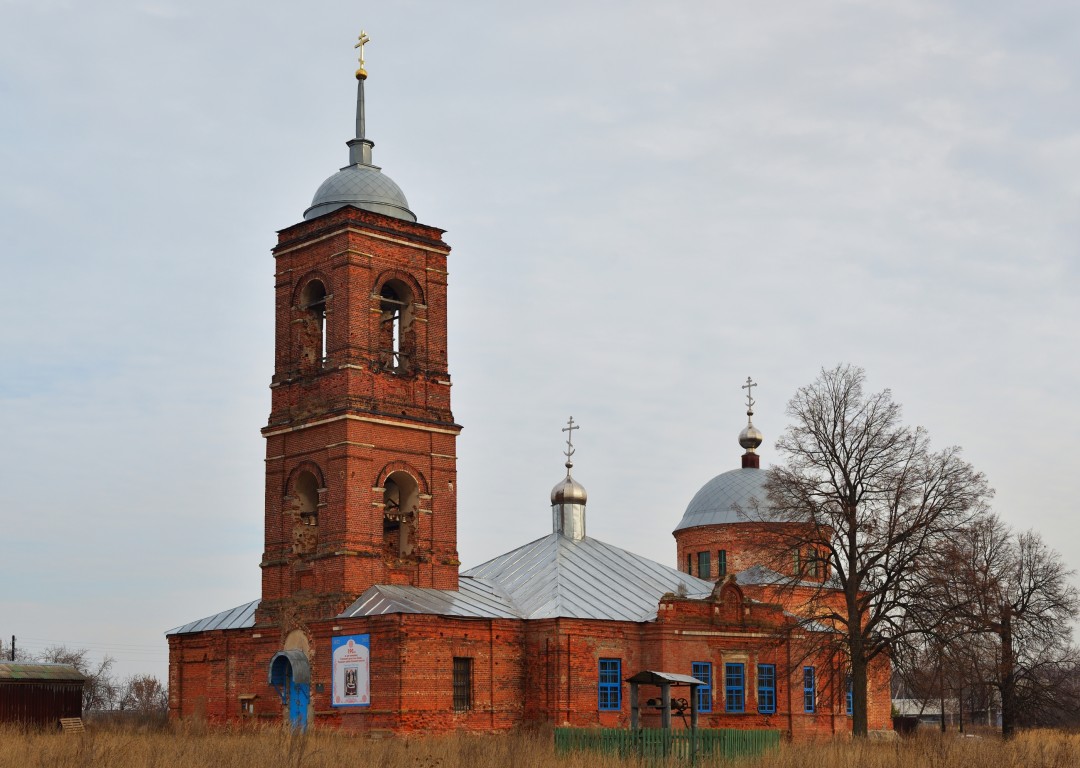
[382,470,419,558]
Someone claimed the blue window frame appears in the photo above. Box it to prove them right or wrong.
[697,551,711,579]
[725,663,745,713]
[803,666,816,713]
[846,674,853,715]
[718,549,727,577]
[757,664,776,714]
[692,662,712,712]
[598,658,621,711]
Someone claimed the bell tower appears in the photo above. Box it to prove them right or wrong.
[258,34,460,625]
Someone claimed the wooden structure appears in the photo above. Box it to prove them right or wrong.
[0,663,86,728]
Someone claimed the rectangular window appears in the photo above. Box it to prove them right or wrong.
[757,664,776,714]
[793,548,801,575]
[806,549,818,578]
[803,666,815,713]
[718,549,727,577]
[725,663,745,713]
[846,674,853,716]
[598,658,621,711]
[698,551,711,580]
[453,657,472,712]
[687,553,693,575]
[692,662,712,713]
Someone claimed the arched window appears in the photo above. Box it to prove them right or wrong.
[382,470,419,557]
[299,280,327,370]
[295,471,319,527]
[378,280,413,373]
[291,470,320,557]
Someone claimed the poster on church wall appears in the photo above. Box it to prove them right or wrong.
[331,634,371,707]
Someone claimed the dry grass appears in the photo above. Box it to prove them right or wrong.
[1,724,1078,768]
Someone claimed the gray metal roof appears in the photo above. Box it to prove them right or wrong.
[342,533,713,623]
[674,468,771,532]
[626,670,703,686]
[304,164,416,222]
[167,599,258,636]
[462,533,712,622]
[340,578,522,620]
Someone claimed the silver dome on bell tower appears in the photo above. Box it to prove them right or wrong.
[550,417,587,540]
[304,31,417,223]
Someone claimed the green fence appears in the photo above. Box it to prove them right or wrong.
[554,727,781,764]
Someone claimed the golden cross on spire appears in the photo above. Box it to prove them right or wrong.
[355,30,370,77]
[562,416,579,465]
[742,376,757,418]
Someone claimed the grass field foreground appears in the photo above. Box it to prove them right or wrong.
[1,725,1078,768]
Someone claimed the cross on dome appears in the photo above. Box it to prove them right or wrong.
[561,416,579,470]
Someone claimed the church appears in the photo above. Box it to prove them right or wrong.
[167,35,892,738]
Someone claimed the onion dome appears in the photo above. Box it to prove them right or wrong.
[304,32,416,223]
[551,473,588,506]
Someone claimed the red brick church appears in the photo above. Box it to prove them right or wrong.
[167,35,891,738]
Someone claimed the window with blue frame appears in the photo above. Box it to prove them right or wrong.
[598,659,621,711]
[803,666,816,713]
[692,662,712,712]
[718,549,727,577]
[725,663,745,713]
[757,664,776,714]
[846,674,853,715]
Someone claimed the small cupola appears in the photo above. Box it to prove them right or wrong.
[739,376,763,469]
[550,417,587,540]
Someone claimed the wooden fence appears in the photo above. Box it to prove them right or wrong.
[554,727,781,763]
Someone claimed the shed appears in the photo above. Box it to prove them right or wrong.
[0,663,86,727]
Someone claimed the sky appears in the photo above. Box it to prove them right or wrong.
[1,1,1078,683]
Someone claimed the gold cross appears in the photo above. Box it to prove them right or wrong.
[562,416,579,461]
[355,30,370,70]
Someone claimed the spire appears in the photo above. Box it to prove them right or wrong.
[348,30,374,167]
[739,377,763,469]
[551,417,587,540]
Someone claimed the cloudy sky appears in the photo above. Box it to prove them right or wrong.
[2,1,1078,681]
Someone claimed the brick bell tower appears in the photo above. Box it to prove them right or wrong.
[257,35,460,626]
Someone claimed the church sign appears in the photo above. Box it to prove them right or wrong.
[331,635,371,707]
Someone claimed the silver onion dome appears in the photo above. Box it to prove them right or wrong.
[739,423,763,452]
[551,472,588,506]
[304,36,416,223]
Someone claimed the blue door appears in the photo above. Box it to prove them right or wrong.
[289,679,310,729]
[269,650,311,730]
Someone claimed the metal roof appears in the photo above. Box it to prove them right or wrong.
[342,533,713,623]
[626,670,703,686]
[461,533,712,622]
[674,468,771,532]
[167,599,259,636]
[0,663,86,682]
[340,578,523,620]
[173,534,714,630]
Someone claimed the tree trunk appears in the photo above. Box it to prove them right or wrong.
[999,603,1017,739]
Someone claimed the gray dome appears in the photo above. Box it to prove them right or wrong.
[304,163,416,222]
[674,468,770,532]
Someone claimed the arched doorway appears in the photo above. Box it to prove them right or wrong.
[268,649,311,729]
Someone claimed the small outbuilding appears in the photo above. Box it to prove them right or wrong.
[0,662,86,727]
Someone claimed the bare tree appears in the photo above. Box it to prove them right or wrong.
[937,514,1080,737]
[763,364,992,737]
[37,645,118,712]
[118,674,169,716]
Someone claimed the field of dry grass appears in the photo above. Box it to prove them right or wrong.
[1,725,1078,768]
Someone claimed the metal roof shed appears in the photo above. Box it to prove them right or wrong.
[0,663,86,727]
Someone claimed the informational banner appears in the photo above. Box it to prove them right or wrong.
[331,634,371,707]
